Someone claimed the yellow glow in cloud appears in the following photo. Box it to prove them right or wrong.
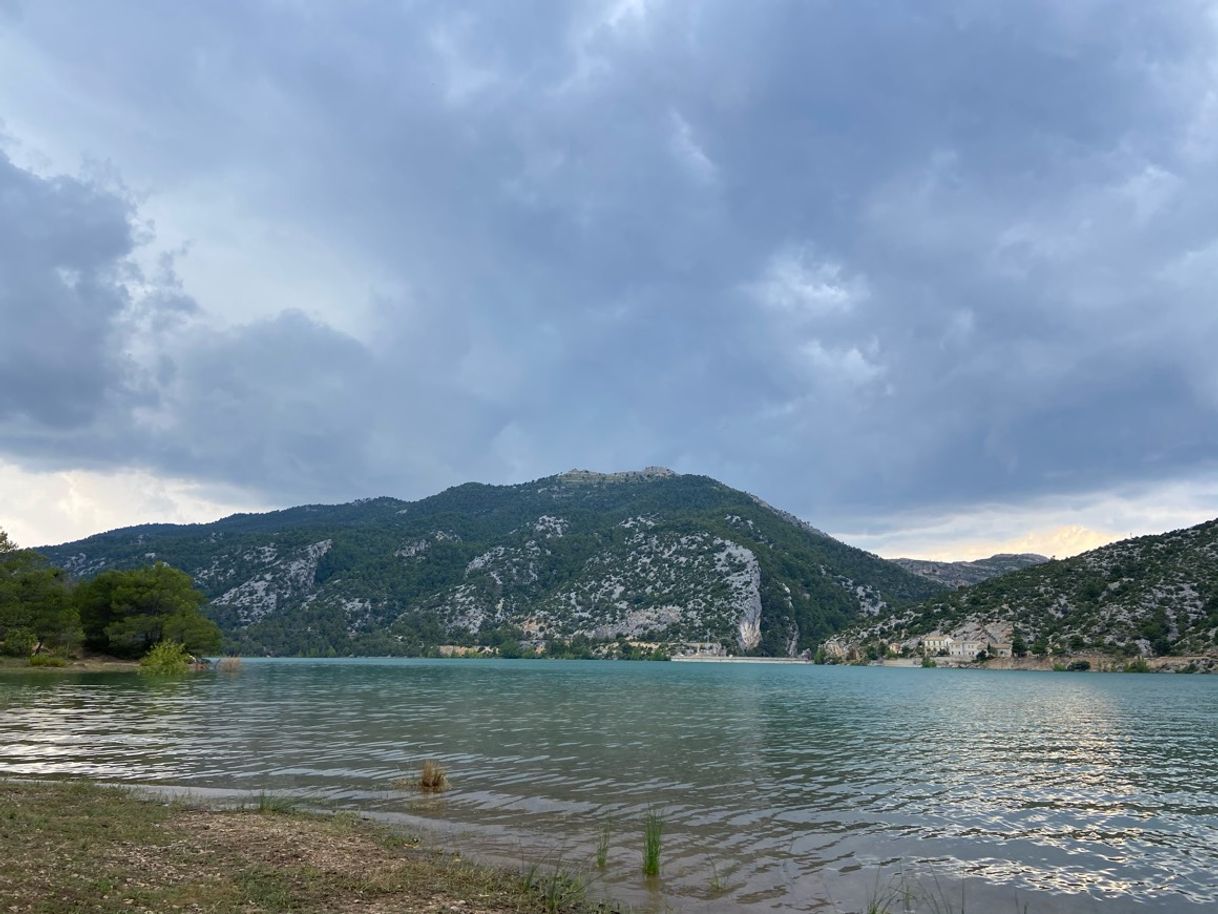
[902,523,1123,562]
[0,461,268,548]
[840,476,1218,562]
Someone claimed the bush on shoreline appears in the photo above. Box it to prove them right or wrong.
[139,640,193,675]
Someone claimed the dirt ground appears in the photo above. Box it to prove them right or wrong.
[0,780,599,914]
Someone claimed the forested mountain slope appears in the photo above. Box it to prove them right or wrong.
[847,519,1218,657]
[41,468,943,657]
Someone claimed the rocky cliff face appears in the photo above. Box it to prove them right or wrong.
[40,469,942,657]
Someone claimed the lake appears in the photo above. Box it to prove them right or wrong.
[2,659,1216,913]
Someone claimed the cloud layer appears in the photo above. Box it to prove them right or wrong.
[2,1,1218,548]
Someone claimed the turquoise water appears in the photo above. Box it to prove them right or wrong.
[2,659,1216,912]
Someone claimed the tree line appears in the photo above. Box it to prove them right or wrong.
[0,527,220,660]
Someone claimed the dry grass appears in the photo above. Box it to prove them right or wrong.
[0,779,602,914]
[392,760,450,793]
[216,656,242,673]
[419,760,449,792]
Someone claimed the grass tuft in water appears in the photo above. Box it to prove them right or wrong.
[595,821,611,869]
[392,759,450,793]
[419,759,449,792]
[216,656,242,673]
[642,808,663,877]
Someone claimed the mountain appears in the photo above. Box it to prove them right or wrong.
[892,553,1048,588]
[845,519,1218,658]
[40,468,944,657]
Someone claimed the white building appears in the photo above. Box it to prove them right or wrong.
[922,634,953,653]
[948,639,987,659]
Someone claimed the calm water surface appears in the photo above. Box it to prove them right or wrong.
[2,659,1216,912]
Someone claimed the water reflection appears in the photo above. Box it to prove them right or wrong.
[2,659,1216,912]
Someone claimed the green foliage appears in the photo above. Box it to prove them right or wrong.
[28,653,68,667]
[642,809,663,877]
[0,530,81,654]
[77,564,220,658]
[595,821,611,869]
[139,640,192,675]
[2,626,37,657]
[920,656,937,668]
[1124,658,1151,673]
[1011,629,1028,657]
[1067,659,1091,672]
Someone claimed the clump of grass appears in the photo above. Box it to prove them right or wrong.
[392,760,450,793]
[642,808,663,877]
[252,791,296,814]
[595,821,611,869]
[521,863,587,914]
[28,653,68,668]
[216,656,242,673]
[708,861,725,896]
[139,640,192,675]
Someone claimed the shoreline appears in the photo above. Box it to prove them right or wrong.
[4,652,1211,675]
[0,655,140,674]
[0,778,614,914]
[670,655,809,664]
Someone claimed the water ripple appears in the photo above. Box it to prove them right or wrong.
[2,659,1216,912]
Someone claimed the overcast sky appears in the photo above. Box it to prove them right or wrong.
[2,0,1218,559]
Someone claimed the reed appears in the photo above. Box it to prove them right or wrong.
[595,821,611,869]
[216,656,242,673]
[642,808,663,877]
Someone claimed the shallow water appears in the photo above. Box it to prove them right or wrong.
[2,658,1216,912]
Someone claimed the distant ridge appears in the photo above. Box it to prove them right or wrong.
[846,520,1218,658]
[893,553,1048,588]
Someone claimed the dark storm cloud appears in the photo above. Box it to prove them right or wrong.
[1,1,1217,527]
[0,154,140,428]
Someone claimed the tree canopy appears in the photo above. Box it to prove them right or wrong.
[76,564,221,658]
[0,525,219,660]
[0,529,80,656]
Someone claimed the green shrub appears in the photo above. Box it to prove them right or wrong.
[28,653,67,668]
[1067,659,1091,672]
[2,627,38,657]
[139,640,192,675]
[920,656,937,668]
[1124,658,1151,673]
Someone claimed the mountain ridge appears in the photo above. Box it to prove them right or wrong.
[40,469,945,657]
